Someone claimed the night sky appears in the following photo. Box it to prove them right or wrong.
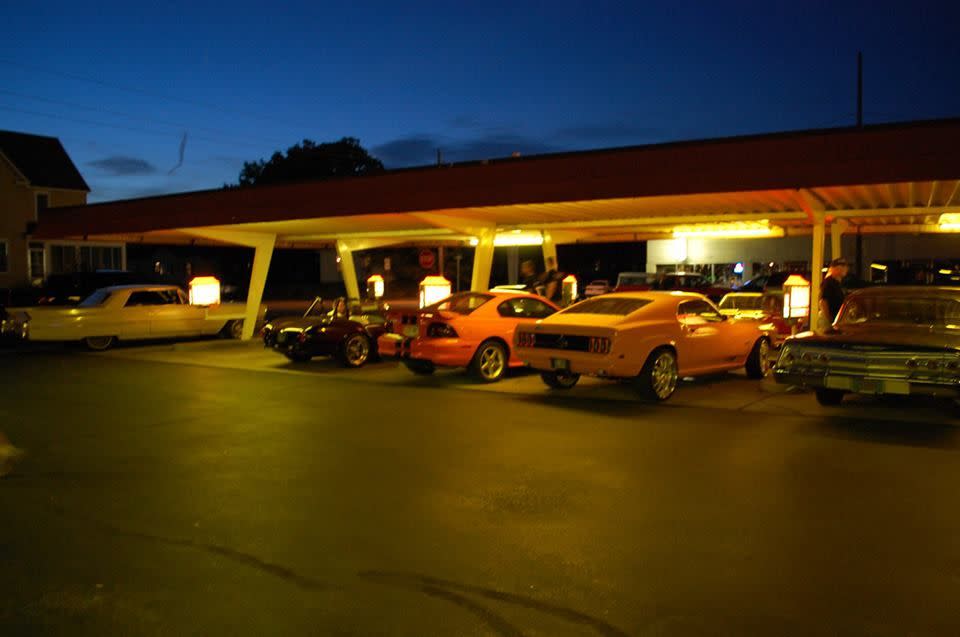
[3,0,959,203]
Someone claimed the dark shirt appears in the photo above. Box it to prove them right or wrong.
[821,275,846,321]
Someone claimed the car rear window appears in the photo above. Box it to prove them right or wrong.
[79,289,112,307]
[429,293,493,315]
[562,297,652,316]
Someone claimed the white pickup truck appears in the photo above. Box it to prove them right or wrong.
[4,284,247,350]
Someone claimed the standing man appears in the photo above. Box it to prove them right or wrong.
[819,257,849,330]
[542,256,562,303]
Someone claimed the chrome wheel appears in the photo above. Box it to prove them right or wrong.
[344,334,370,367]
[650,350,678,400]
[759,338,771,375]
[473,341,507,382]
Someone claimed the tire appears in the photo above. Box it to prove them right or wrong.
[83,336,116,351]
[285,350,312,363]
[337,333,371,368]
[224,319,244,340]
[540,370,581,390]
[635,347,679,402]
[470,339,508,383]
[404,359,436,375]
[745,337,772,379]
[815,388,845,406]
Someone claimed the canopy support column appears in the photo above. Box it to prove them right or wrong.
[810,213,826,332]
[541,231,558,270]
[244,235,275,339]
[178,227,276,341]
[831,219,848,261]
[471,230,495,292]
[336,240,361,303]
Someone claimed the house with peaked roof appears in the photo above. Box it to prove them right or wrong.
[0,130,124,290]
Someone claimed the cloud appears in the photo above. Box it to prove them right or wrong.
[374,132,560,168]
[87,155,157,176]
[373,135,439,167]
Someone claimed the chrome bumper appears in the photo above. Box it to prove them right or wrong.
[774,370,960,398]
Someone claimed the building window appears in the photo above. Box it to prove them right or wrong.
[0,239,8,273]
[49,244,123,274]
[29,242,45,282]
[36,193,49,216]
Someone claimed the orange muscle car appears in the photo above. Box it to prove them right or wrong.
[515,291,771,400]
[378,291,559,382]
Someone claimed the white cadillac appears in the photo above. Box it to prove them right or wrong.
[5,284,247,350]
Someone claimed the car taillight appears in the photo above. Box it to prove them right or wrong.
[588,336,611,354]
[427,322,457,338]
[516,331,535,347]
[297,331,308,344]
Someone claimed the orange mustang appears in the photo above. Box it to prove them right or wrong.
[515,291,771,401]
[378,291,559,382]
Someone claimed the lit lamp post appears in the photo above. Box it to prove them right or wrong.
[782,274,811,333]
[419,275,451,308]
[188,276,221,306]
[561,274,578,306]
[366,274,384,300]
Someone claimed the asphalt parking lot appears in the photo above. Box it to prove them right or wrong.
[2,340,960,635]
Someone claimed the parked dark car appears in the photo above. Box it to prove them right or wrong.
[774,286,960,406]
[261,299,389,367]
[37,271,159,306]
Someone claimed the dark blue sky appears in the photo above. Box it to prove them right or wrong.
[2,0,958,202]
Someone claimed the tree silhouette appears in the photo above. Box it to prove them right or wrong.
[237,137,384,186]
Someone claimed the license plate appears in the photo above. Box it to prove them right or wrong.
[551,358,570,371]
[825,375,852,390]
[403,325,419,338]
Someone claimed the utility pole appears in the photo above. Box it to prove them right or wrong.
[436,148,443,166]
[857,51,863,128]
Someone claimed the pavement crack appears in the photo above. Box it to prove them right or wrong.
[360,571,630,637]
[47,502,328,592]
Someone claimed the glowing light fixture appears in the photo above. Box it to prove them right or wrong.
[469,231,544,247]
[670,237,687,262]
[419,275,451,308]
[673,220,784,239]
[188,276,221,306]
[939,269,954,275]
[366,274,384,299]
[561,274,578,306]
[939,213,960,231]
[782,274,810,320]
[733,262,745,275]
[870,263,888,271]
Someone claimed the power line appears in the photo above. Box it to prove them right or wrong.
[0,89,285,147]
[0,103,266,150]
[0,58,325,133]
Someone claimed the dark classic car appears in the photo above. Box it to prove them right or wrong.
[261,299,389,367]
[774,286,960,406]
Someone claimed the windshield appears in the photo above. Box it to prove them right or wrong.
[719,295,763,311]
[78,289,112,307]
[617,274,652,286]
[562,297,652,316]
[429,293,493,315]
[838,294,960,328]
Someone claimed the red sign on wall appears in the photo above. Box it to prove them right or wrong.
[418,249,436,270]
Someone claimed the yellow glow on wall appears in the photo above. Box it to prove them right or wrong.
[419,275,452,308]
[673,220,784,239]
[188,276,221,305]
[366,274,385,299]
[783,274,810,319]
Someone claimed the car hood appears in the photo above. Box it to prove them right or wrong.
[268,316,326,331]
[789,325,960,352]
